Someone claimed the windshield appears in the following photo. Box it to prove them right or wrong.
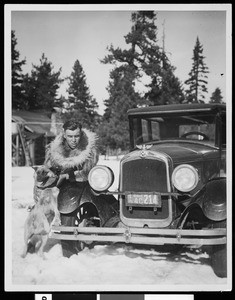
[131,113,217,147]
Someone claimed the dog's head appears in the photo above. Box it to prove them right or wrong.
[32,166,58,189]
[32,165,49,182]
[32,166,58,203]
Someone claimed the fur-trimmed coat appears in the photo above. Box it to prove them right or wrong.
[44,128,99,181]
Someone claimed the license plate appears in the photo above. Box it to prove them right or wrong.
[125,193,162,207]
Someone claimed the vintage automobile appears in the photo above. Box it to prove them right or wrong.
[51,103,227,278]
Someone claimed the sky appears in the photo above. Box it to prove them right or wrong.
[6,4,231,114]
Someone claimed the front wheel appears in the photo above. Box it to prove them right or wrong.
[209,220,227,278]
[60,203,100,257]
[211,244,227,278]
[179,208,227,278]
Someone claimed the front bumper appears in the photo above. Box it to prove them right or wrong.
[50,225,226,246]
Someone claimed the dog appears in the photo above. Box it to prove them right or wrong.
[21,166,61,259]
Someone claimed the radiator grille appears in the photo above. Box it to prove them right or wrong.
[120,157,171,224]
[121,158,168,192]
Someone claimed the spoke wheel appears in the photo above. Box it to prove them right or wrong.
[60,203,100,257]
[75,203,100,251]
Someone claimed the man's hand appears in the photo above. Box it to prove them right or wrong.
[56,173,70,187]
[59,173,69,180]
[47,170,57,178]
[74,170,86,181]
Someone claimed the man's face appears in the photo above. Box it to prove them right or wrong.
[64,128,81,149]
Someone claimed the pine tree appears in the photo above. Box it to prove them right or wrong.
[99,11,185,151]
[22,53,63,110]
[102,11,184,107]
[127,12,185,105]
[12,30,26,109]
[146,52,185,105]
[98,67,142,151]
[185,37,209,103]
[102,11,159,106]
[66,60,99,130]
[210,87,223,104]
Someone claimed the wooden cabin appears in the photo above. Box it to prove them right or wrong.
[12,110,63,166]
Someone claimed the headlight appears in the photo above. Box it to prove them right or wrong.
[88,165,114,192]
[172,164,199,192]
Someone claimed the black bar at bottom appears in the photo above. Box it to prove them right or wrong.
[53,294,96,300]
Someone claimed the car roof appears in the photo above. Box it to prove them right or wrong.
[127,103,226,116]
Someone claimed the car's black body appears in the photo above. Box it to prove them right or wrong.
[51,103,227,278]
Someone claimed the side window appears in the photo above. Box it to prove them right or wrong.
[133,118,143,145]
[142,119,160,142]
[134,119,160,144]
[141,119,149,142]
[151,121,160,140]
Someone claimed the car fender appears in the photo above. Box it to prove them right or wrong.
[57,180,118,226]
[198,177,226,221]
[79,185,119,226]
[57,180,87,214]
[181,178,226,222]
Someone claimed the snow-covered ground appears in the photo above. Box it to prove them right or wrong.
[6,156,230,292]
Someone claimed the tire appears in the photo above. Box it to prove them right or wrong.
[60,211,81,258]
[211,244,227,278]
[181,208,227,278]
[210,220,227,278]
[104,215,121,228]
[60,203,100,258]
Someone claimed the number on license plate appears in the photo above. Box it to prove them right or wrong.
[126,193,161,207]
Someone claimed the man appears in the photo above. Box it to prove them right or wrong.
[42,119,99,182]
[35,119,99,257]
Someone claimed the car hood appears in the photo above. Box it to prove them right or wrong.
[149,141,219,164]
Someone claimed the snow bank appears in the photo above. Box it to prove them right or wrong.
[6,157,229,291]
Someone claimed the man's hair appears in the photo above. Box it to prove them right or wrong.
[63,119,82,131]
